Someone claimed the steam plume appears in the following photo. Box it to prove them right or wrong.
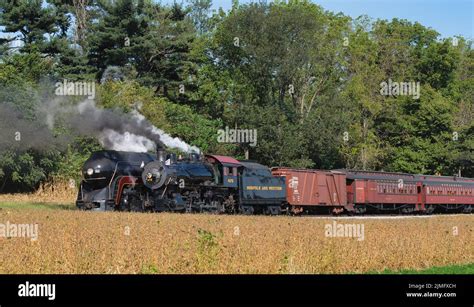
[0,86,200,154]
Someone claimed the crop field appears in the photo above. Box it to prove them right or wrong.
[0,182,77,204]
[0,201,472,274]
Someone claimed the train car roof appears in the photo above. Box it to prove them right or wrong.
[205,155,241,165]
[338,170,417,180]
[239,161,270,170]
[420,174,474,182]
[422,180,474,187]
[336,169,474,185]
[271,167,343,174]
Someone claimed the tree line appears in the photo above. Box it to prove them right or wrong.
[0,0,472,192]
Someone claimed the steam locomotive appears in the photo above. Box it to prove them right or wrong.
[76,150,474,214]
[76,150,286,214]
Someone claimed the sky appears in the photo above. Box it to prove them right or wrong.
[314,0,473,39]
[169,0,474,39]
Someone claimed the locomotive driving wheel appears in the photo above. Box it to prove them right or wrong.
[120,188,144,212]
[223,195,237,214]
[209,198,225,214]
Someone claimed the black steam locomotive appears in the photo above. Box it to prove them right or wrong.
[76,150,286,214]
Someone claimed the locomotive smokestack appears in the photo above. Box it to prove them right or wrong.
[189,153,200,162]
[167,153,177,164]
[157,149,166,162]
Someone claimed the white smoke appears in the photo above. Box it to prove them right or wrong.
[70,100,200,153]
[131,111,201,154]
[98,130,156,152]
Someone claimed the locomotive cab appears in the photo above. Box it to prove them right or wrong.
[204,155,240,188]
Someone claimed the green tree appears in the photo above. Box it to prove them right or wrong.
[207,1,351,166]
[187,0,213,35]
[0,0,70,54]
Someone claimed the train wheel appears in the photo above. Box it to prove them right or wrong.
[223,195,237,214]
[400,205,415,214]
[290,206,304,215]
[212,198,228,214]
[240,205,254,215]
[280,203,291,215]
[124,198,144,212]
[264,206,281,215]
[462,205,473,213]
[424,205,435,215]
[355,205,366,214]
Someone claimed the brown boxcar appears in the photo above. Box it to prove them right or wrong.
[271,168,347,211]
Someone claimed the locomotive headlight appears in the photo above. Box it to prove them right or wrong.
[142,161,167,190]
[146,172,153,181]
[86,168,94,176]
[146,170,161,182]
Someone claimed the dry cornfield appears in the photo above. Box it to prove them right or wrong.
[0,182,77,204]
[0,208,472,274]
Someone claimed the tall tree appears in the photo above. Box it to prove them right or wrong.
[87,0,196,99]
[0,0,70,54]
[187,0,213,35]
[208,1,351,166]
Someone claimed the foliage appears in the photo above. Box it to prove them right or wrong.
[0,0,472,192]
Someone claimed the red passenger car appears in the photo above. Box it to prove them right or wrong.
[345,171,421,213]
[422,175,474,212]
[344,171,474,213]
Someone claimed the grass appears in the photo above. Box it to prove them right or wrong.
[0,208,472,274]
[372,263,474,274]
[0,201,74,211]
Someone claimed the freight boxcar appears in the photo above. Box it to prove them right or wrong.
[271,168,347,214]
